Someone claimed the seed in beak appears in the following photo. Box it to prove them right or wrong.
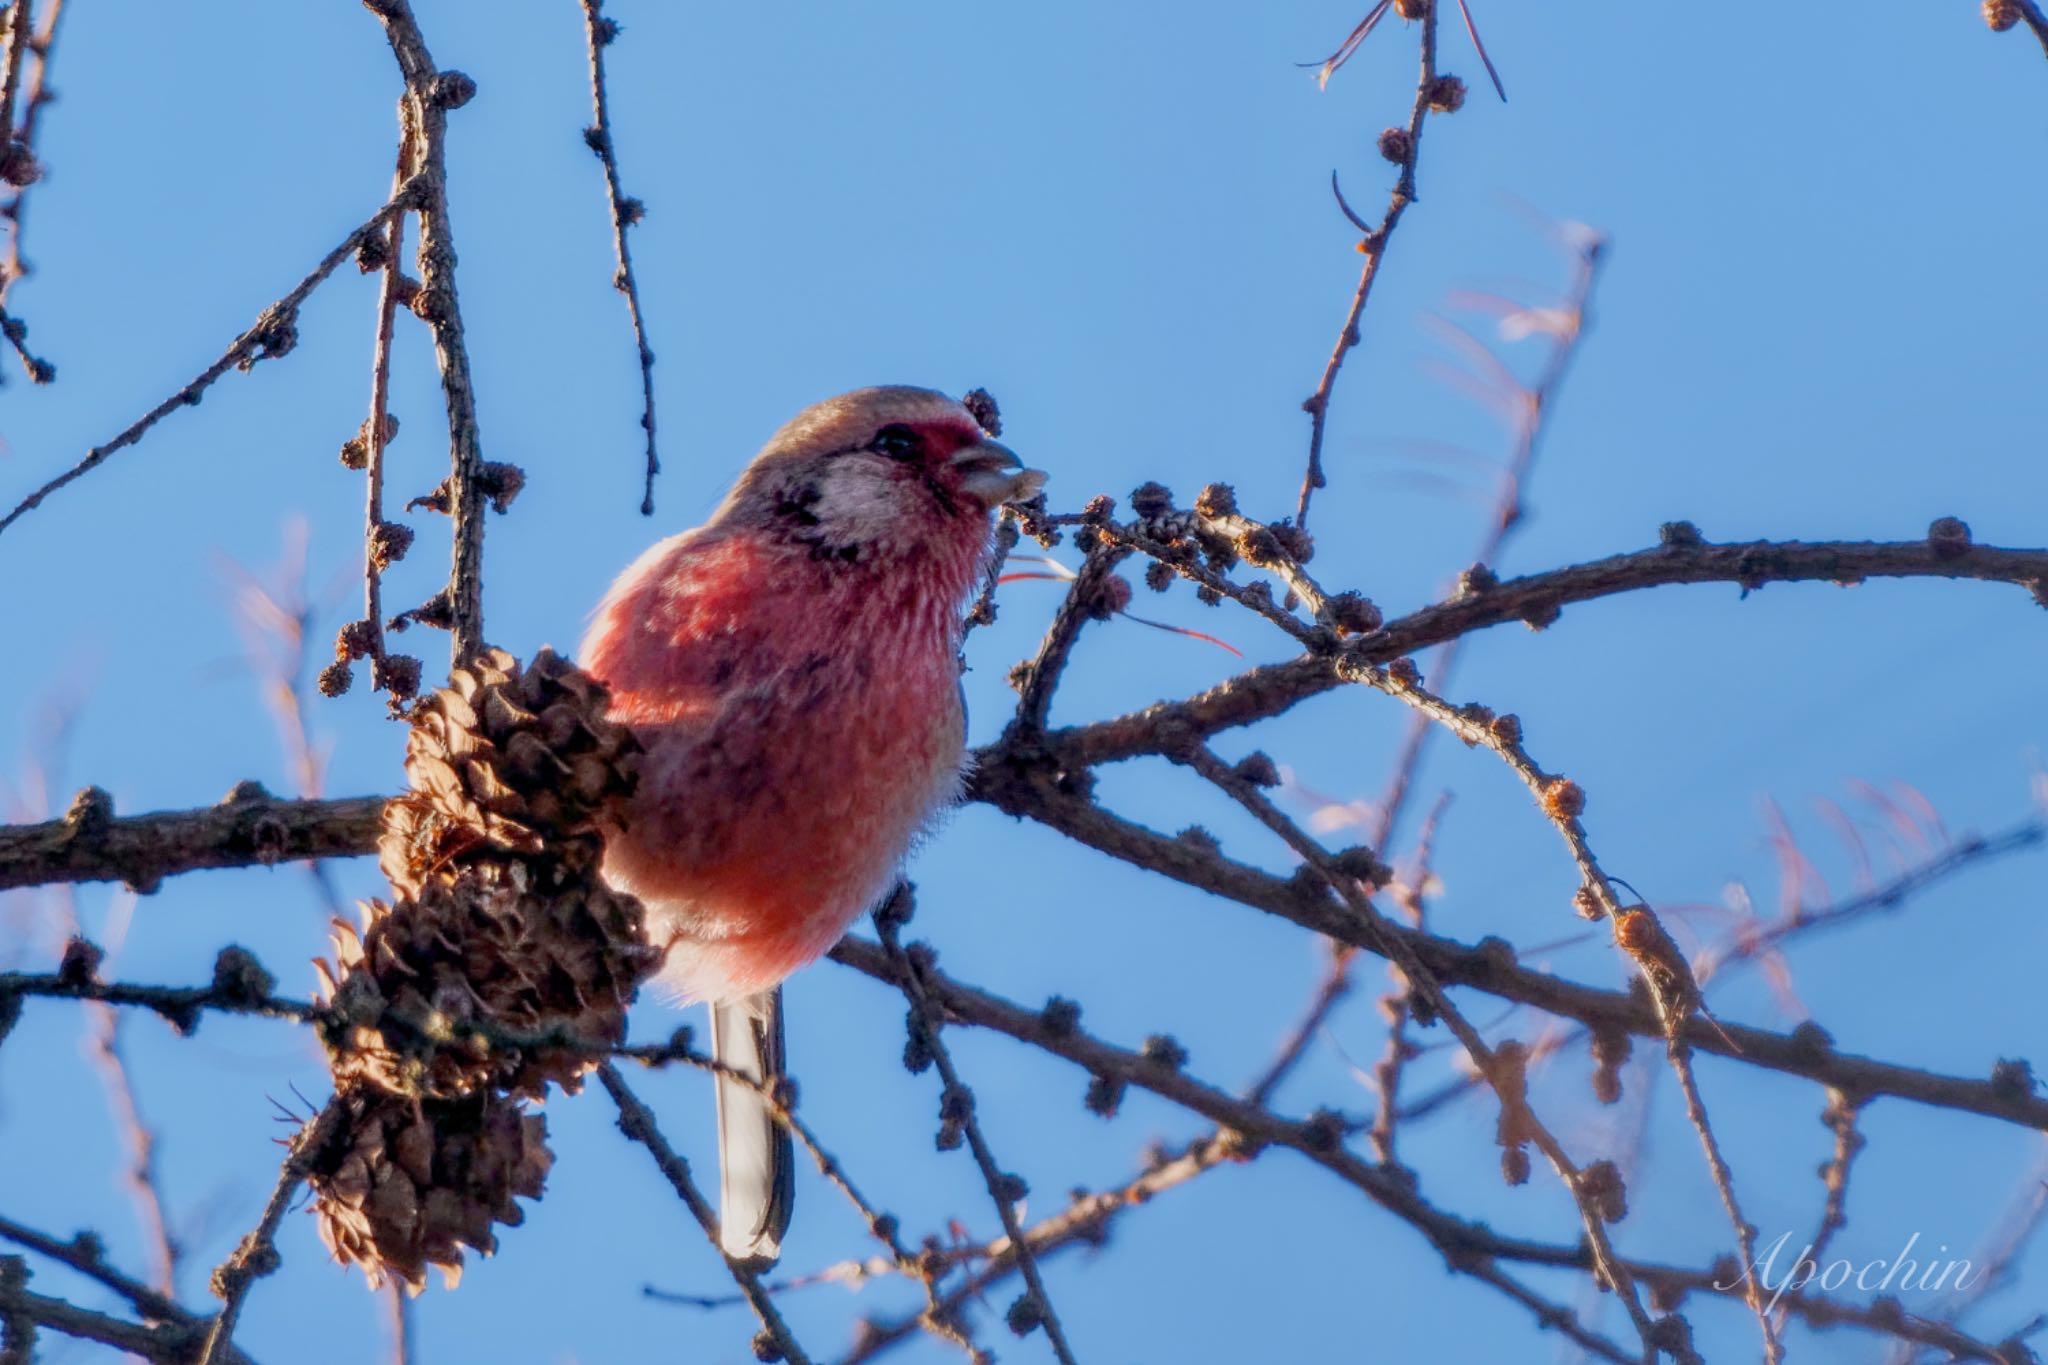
[951,440,1046,506]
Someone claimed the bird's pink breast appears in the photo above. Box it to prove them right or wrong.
[581,527,975,1003]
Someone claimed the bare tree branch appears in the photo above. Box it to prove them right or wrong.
[0,787,383,894]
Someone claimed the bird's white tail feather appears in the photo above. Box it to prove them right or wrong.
[709,988,794,1264]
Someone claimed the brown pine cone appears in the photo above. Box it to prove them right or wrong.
[309,1085,553,1295]
[319,860,654,1100]
[387,647,642,893]
[312,648,659,1291]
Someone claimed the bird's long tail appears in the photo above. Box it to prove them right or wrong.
[709,987,795,1264]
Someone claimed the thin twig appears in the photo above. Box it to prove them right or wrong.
[1788,1086,1865,1340]
[1297,2,1437,529]
[578,0,661,516]
[0,195,412,539]
[0,1210,189,1327]
[20,729,187,1307]
[1367,226,1606,855]
[1242,652,1774,1356]
[834,933,2037,1363]
[362,0,490,663]
[1092,517,1321,645]
[1698,817,2048,980]
[195,1101,346,1365]
[0,0,30,151]
[969,767,2048,1130]
[1181,745,1661,1356]
[1883,1146,2048,1364]
[837,1133,1230,1362]
[8,535,2046,893]
[86,1000,180,1297]
[356,104,417,704]
[0,300,49,382]
[1362,791,1449,1160]
[1341,660,1775,1358]
[0,0,62,310]
[965,506,1021,631]
[383,1281,414,1365]
[1995,0,2048,61]
[1394,814,2048,1127]
[623,1033,984,1358]
[1037,531,2048,772]
[0,1266,255,1365]
[223,524,351,916]
[10,787,2048,1141]
[1007,540,1129,737]
[1665,1041,1780,1361]
[596,1064,815,1365]
[0,967,321,1028]
[847,1119,1636,1365]
[876,888,1082,1364]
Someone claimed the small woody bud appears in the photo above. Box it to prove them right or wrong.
[1541,777,1586,820]
[1377,127,1413,164]
[1658,520,1704,547]
[961,387,1002,437]
[1233,752,1282,788]
[1194,482,1238,519]
[1086,573,1133,621]
[1130,481,1174,517]
[1928,516,1972,560]
[1328,591,1382,635]
[1006,1292,1046,1337]
[58,938,104,987]
[370,521,415,571]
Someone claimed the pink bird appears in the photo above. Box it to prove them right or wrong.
[580,387,1045,1262]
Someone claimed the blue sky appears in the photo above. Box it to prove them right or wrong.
[3,3,2046,1362]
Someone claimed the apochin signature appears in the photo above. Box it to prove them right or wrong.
[1722,1231,1981,1312]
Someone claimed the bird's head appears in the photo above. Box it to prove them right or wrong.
[715,387,1045,565]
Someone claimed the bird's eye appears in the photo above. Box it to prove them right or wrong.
[871,424,922,461]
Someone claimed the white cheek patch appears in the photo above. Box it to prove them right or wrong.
[811,458,918,540]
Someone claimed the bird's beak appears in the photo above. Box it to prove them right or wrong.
[950,439,1046,507]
